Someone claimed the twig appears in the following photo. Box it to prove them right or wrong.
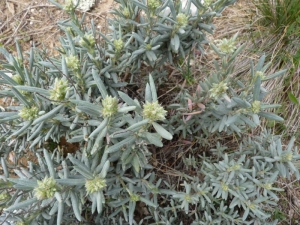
[3,0,30,46]
[0,5,58,32]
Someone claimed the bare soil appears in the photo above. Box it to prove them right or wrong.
[0,0,115,56]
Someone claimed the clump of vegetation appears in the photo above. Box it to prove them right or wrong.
[250,0,300,136]
[0,0,299,224]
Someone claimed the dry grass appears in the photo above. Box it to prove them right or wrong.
[212,0,300,137]
[0,0,114,57]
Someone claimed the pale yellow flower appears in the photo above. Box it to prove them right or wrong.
[34,177,58,200]
[113,39,124,53]
[85,177,106,194]
[177,13,188,28]
[251,100,261,114]
[19,106,39,121]
[50,78,69,102]
[101,96,118,118]
[143,101,167,122]
[209,81,228,99]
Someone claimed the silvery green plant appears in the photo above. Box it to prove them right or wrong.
[0,0,299,224]
[168,33,286,138]
[109,0,238,76]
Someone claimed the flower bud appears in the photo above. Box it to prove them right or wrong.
[130,193,140,202]
[209,81,228,99]
[113,39,124,53]
[66,55,80,70]
[255,71,265,80]
[143,101,167,122]
[262,183,273,190]
[216,38,236,54]
[146,44,152,51]
[184,194,192,202]
[203,0,212,6]
[50,78,69,102]
[79,33,95,48]
[16,221,26,225]
[34,177,58,200]
[19,106,39,121]
[221,182,229,191]
[64,0,75,12]
[85,176,106,194]
[251,100,261,113]
[281,152,293,162]
[176,13,188,28]
[0,192,9,202]
[147,0,160,10]
[123,7,130,18]
[12,74,23,85]
[102,96,118,118]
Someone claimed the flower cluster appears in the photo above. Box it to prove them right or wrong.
[12,74,23,85]
[50,78,69,102]
[220,182,229,191]
[19,106,39,121]
[85,176,107,194]
[113,39,124,53]
[251,100,261,113]
[262,183,273,190]
[130,194,140,202]
[146,44,152,51]
[102,96,118,118]
[203,0,213,6]
[227,164,241,172]
[79,33,95,48]
[209,81,228,99]
[143,101,167,122]
[15,221,26,225]
[216,38,236,54]
[34,177,58,200]
[66,55,80,70]
[255,71,266,80]
[64,0,75,13]
[147,0,160,10]
[176,13,188,28]
[281,152,293,162]
[0,192,9,202]
[122,7,130,18]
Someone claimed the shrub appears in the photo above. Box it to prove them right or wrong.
[0,0,299,224]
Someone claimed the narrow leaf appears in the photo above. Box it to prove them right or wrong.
[5,197,38,211]
[253,76,261,101]
[259,112,284,122]
[106,136,136,153]
[32,105,64,125]
[43,149,56,178]
[152,122,172,140]
[11,87,30,107]
[149,74,157,102]
[89,118,108,138]
[70,192,82,221]
[288,92,299,105]
[99,160,110,178]
[92,68,107,98]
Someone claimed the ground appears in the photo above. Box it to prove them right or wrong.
[0,0,114,56]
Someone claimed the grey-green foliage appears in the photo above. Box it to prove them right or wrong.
[168,34,286,138]
[0,0,299,224]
